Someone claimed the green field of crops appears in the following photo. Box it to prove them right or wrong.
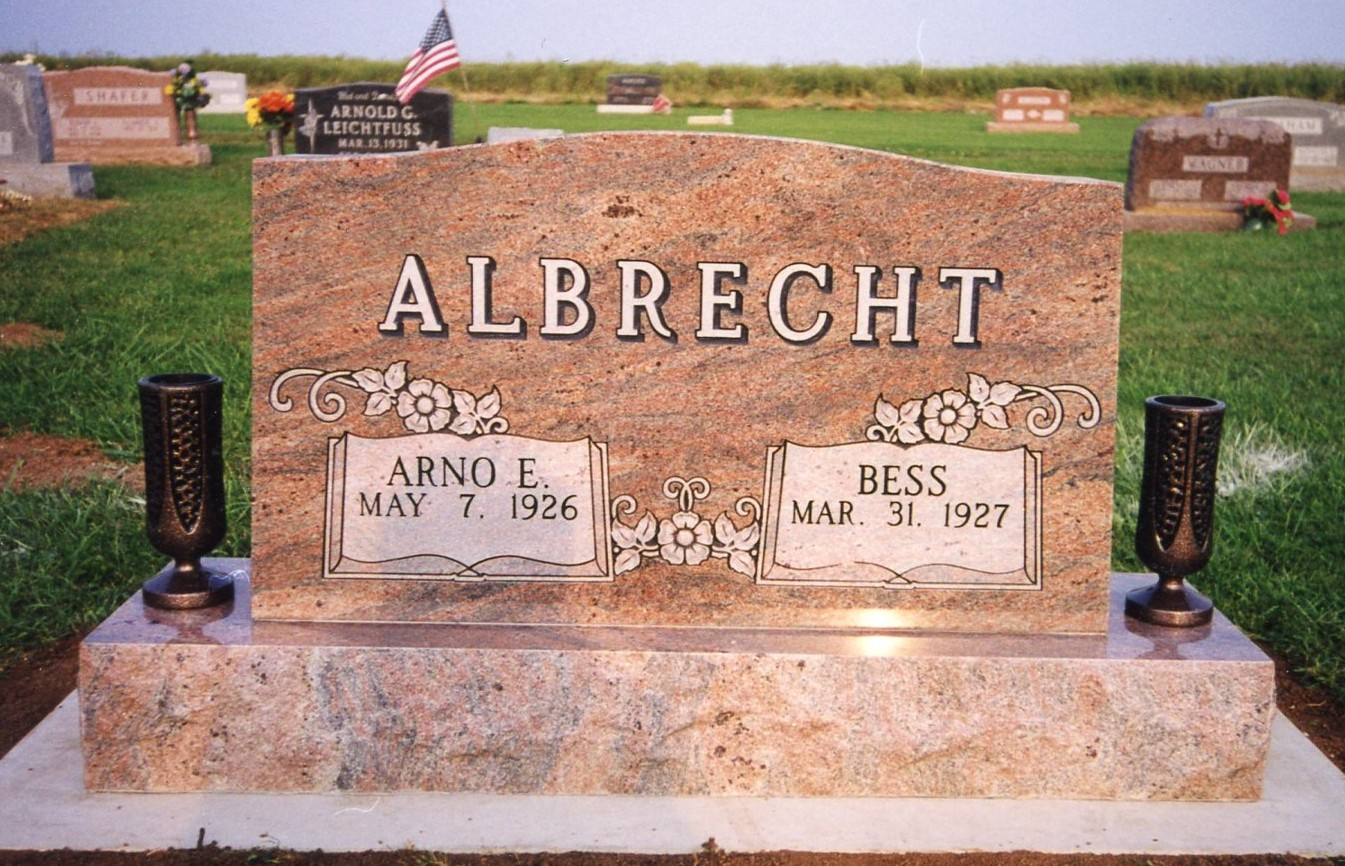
[2,105,1342,706]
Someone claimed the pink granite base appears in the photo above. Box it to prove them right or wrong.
[79,563,1274,800]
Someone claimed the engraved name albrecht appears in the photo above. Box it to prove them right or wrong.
[377,255,1004,346]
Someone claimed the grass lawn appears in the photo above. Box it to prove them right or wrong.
[2,107,1342,702]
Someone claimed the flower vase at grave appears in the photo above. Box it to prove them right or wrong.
[266,128,284,156]
[184,108,198,142]
[1126,395,1225,627]
[138,373,233,609]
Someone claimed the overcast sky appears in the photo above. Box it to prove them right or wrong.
[3,0,1343,68]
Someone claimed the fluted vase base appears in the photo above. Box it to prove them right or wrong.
[1124,577,1213,627]
[142,563,234,610]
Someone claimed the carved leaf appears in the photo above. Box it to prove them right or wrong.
[968,372,991,404]
[451,388,477,416]
[477,387,501,420]
[611,520,640,550]
[895,399,924,444]
[714,512,737,545]
[364,391,393,416]
[874,396,903,429]
[634,511,658,543]
[448,413,476,435]
[988,381,1021,406]
[728,550,756,577]
[352,367,385,393]
[383,361,407,391]
[614,548,643,575]
[980,404,1009,429]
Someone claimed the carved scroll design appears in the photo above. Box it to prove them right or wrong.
[269,361,507,437]
[867,372,1100,446]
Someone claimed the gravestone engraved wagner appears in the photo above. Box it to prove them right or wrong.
[1126,116,1291,211]
[293,83,452,155]
[252,132,1123,635]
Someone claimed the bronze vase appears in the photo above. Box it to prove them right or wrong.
[1126,395,1225,627]
[138,373,233,609]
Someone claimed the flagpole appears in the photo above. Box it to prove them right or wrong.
[439,0,482,144]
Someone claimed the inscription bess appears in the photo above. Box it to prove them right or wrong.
[378,254,1004,346]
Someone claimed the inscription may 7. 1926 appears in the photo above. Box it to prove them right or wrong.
[253,133,1122,633]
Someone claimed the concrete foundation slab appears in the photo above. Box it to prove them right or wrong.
[2,696,1342,855]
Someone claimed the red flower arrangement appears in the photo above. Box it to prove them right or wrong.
[1241,188,1294,235]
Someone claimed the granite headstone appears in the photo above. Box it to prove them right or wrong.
[42,66,209,166]
[1205,96,1345,191]
[252,132,1123,635]
[1124,116,1303,231]
[293,83,452,154]
[606,74,661,106]
[0,65,94,198]
[198,70,248,114]
[75,133,1276,801]
[986,87,1079,133]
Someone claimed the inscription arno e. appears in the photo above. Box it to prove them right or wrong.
[378,253,1004,347]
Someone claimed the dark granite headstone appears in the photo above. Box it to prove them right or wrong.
[293,83,452,155]
[1125,117,1290,211]
[605,74,661,106]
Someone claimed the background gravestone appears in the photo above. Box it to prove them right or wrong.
[293,83,452,154]
[606,74,661,105]
[1123,116,1309,231]
[199,70,248,114]
[42,66,209,166]
[0,64,94,198]
[1205,96,1345,191]
[986,87,1079,133]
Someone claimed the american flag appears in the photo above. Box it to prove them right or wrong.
[395,9,461,104]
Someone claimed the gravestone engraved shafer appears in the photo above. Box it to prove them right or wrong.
[1205,96,1345,192]
[986,87,1079,133]
[0,64,94,197]
[293,83,452,154]
[78,133,1276,801]
[42,66,210,166]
